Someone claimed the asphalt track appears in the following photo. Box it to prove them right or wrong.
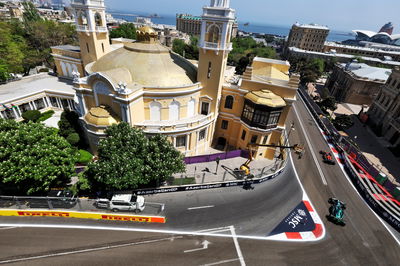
[0,95,399,265]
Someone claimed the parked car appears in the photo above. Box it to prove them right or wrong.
[108,194,145,213]
[95,198,110,209]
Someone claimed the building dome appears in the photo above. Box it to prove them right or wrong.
[137,26,157,35]
[87,41,197,88]
[245,89,286,107]
[84,105,120,126]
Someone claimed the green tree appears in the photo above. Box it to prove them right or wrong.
[66,133,80,146]
[86,123,185,191]
[109,23,137,40]
[22,110,41,122]
[319,96,337,112]
[0,64,9,82]
[172,39,185,56]
[0,119,77,195]
[0,22,25,75]
[333,114,354,130]
[22,1,42,23]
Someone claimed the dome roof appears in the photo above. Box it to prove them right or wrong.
[84,105,120,126]
[88,42,197,88]
[137,26,157,35]
[245,90,286,108]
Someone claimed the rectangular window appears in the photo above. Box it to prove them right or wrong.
[267,111,282,127]
[262,135,269,144]
[221,120,228,130]
[176,135,186,148]
[250,135,258,144]
[241,130,246,140]
[86,43,90,53]
[207,62,212,79]
[102,43,105,53]
[201,102,209,115]
[198,129,206,141]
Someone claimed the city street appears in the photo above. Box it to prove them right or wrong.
[1,94,399,265]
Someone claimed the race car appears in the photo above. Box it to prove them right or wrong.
[327,197,346,226]
[320,150,336,165]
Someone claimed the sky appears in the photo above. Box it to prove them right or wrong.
[104,0,400,32]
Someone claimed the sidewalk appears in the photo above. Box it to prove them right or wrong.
[173,156,276,185]
[344,115,400,185]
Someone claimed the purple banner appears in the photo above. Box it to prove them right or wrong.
[184,150,249,165]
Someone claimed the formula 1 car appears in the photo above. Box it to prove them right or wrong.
[319,150,336,165]
[327,197,346,226]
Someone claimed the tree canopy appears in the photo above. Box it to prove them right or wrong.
[85,123,185,191]
[229,37,277,74]
[109,23,137,40]
[172,36,199,60]
[0,119,77,195]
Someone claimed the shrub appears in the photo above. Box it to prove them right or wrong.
[37,110,55,122]
[38,68,49,72]
[66,133,80,146]
[22,110,41,122]
[77,149,93,164]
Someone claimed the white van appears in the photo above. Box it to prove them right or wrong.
[108,194,145,212]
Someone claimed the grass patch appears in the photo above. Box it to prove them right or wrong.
[171,177,196,186]
[77,149,93,164]
[37,110,55,122]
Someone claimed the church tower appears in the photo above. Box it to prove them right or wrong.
[198,0,235,120]
[71,0,111,68]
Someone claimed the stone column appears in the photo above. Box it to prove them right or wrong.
[56,98,62,109]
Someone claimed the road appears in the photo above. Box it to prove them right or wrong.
[0,94,399,265]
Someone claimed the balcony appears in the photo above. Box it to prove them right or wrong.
[390,118,400,130]
[76,25,89,32]
[95,26,108,32]
[200,42,232,51]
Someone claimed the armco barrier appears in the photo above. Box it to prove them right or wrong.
[298,88,400,232]
[184,150,249,164]
[0,209,166,223]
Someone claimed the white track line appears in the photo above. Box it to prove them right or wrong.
[0,236,181,264]
[201,258,240,266]
[0,227,16,230]
[293,103,328,186]
[229,226,246,266]
[188,205,215,210]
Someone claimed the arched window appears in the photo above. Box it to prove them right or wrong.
[77,12,87,25]
[224,95,234,109]
[66,63,72,77]
[150,101,162,121]
[169,101,180,121]
[207,25,220,43]
[94,12,103,26]
[60,62,67,77]
[187,99,195,118]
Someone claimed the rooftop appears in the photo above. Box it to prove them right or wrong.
[51,45,81,53]
[340,62,391,82]
[0,74,74,103]
[293,23,329,30]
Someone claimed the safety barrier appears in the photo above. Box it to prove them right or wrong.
[0,209,166,223]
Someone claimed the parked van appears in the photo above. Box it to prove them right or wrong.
[108,194,145,212]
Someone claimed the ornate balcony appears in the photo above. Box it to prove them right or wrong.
[95,26,108,32]
[76,25,89,32]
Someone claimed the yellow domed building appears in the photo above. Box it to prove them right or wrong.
[58,0,299,159]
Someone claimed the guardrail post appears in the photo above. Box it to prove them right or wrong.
[202,173,205,184]
[15,197,21,209]
[222,171,227,182]
[47,197,53,209]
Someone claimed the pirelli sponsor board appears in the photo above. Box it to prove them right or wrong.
[0,210,166,224]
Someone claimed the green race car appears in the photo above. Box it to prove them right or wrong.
[327,197,346,226]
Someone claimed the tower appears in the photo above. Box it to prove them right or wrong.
[71,0,111,68]
[198,0,235,118]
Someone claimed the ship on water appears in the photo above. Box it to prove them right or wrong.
[244,22,249,26]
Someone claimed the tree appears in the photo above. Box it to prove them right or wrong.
[66,133,80,146]
[0,64,9,82]
[85,123,185,191]
[22,1,42,23]
[172,39,185,56]
[319,96,337,112]
[58,110,87,149]
[333,115,354,130]
[109,23,137,40]
[0,119,77,195]
[22,110,41,122]
[0,22,25,75]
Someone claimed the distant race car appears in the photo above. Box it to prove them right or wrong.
[320,150,336,165]
[327,197,346,226]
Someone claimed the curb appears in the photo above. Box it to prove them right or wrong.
[0,209,166,224]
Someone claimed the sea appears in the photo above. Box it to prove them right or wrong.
[110,12,354,43]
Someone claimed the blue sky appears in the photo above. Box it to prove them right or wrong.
[105,0,400,32]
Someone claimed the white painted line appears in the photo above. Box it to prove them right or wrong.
[293,103,328,186]
[188,205,215,210]
[0,227,16,230]
[184,240,211,253]
[0,236,181,264]
[201,258,240,266]
[229,226,246,266]
[196,226,231,233]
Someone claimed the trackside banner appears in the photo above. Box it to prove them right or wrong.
[0,209,166,223]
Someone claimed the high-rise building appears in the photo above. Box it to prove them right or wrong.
[285,23,329,55]
[176,14,202,35]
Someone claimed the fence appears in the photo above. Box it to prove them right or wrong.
[184,149,249,164]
